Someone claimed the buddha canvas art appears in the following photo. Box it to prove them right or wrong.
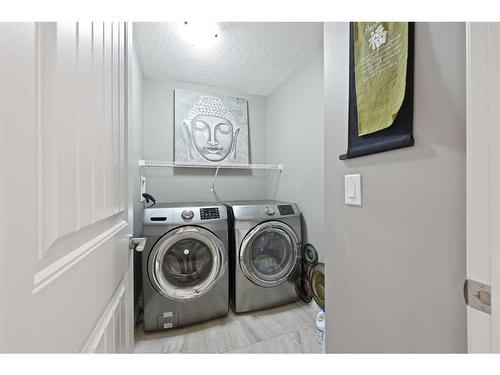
[174,89,249,164]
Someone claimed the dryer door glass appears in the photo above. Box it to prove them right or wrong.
[240,221,299,287]
[149,226,227,300]
[250,229,292,276]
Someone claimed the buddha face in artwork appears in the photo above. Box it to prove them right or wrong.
[183,96,240,162]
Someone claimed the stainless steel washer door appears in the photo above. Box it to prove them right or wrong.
[240,221,299,287]
[149,226,227,300]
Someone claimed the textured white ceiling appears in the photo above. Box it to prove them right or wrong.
[134,22,323,96]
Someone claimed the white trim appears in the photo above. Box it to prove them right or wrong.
[33,220,127,293]
[466,22,500,353]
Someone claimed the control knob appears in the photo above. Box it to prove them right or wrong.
[265,206,275,216]
[181,209,194,220]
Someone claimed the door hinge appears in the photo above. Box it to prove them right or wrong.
[464,279,491,314]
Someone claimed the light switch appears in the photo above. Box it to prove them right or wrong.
[347,179,356,198]
[345,174,361,206]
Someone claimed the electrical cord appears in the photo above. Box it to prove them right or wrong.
[142,193,157,208]
[210,165,222,203]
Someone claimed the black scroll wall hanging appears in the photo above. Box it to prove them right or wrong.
[340,22,415,160]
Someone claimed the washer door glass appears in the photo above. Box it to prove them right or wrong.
[240,221,299,287]
[161,238,213,287]
[149,226,226,300]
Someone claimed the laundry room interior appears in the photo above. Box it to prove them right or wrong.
[2,19,474,357]
[4,0,500,372]
[131,22,326,353]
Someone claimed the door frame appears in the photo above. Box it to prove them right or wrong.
[466,22,500,353]
[124,21,137,353]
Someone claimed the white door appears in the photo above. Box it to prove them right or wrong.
[0,22,135,353]
[466,22,500,353]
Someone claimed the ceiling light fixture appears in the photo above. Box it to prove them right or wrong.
[180,22,219,49]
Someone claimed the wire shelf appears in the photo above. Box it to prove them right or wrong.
[139,160,283,171]
[138,159,282,202]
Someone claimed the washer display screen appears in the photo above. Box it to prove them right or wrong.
[200,207,220,220]
[278,205,294,216]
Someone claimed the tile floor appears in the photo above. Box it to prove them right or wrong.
[134,300,323,354]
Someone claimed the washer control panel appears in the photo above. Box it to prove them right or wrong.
[200,207,220,220]
[278,204,295,216]
[144,205,226,225]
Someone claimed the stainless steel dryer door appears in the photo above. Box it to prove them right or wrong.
[148,226,227,300]
[240,221,300,287]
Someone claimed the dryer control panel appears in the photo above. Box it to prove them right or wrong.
[200,207,220,220]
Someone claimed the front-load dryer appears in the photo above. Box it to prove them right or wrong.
[141,202,229,331]
[225,200,302,313]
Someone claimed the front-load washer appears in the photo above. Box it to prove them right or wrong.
[141,202,229,331]
[225,200,302,313]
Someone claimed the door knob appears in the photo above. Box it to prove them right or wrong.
[129,235,147,252]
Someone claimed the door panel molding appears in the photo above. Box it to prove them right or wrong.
[36,22,126,260]
[36,213,126,269]
[33,223,129,352]
[33,219,127,293]
[82,276,126,353]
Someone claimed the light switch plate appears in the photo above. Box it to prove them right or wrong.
[345,174,361,206]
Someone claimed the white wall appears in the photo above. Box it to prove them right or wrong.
[324,23,466,352]
[143,79,268,203]
[266,45,325,256]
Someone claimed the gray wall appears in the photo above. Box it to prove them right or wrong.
[267,45,325,256]
[131,46,144,236]
[131,44,145,315]
[324,23,466,352]
[143,79,268,203]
